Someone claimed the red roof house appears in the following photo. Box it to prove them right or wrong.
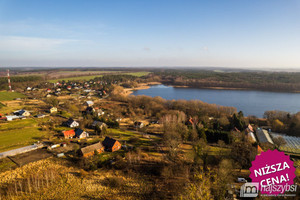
[63,130,75,139]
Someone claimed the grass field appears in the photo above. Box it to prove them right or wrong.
[49,71,150,83]
[0,91,25,101]
[123,71,150,77]
[0,119,48,152]
[49,75,104,83]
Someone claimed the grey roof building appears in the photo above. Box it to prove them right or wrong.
[256,128,274,144]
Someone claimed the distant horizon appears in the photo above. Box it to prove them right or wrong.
[1,0,300,68]
[3,66,300,73]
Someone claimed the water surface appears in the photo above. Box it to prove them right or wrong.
[132,85,300,117]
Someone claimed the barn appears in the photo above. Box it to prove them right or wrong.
[80,142,104,157]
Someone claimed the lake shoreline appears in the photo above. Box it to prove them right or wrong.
[124,82,162,96]
[130,83,300,117]
[126,82,300,95]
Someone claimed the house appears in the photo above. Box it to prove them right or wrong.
[256,128,274,144]
[13,109,30,117]
[85,101,94,107]
[80,142,104,157]
[46,89,51,93]
[102,137,121,152]
[246,131,257,143]
[50,107,57,113]
[246,124,254,133]
[75,128,89,139]
[91,121,107,129]
[67,86,72,90]
[64,118,79,128]
[45,94,52,98]
[134,121,144,128]
[63,129,75,139]
[26,87,32,91]
[85,107,95,114]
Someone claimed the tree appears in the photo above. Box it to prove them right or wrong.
[231,141,256,170]
[198,128,207,143]
[193,139,210,172]
[272,119,285,132]
[212,159,234,199]
[231,113,245,131]
[179,171,212,200]
[45,96,59,107]
[94,125,101,136]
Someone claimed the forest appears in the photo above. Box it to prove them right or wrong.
[155,69,300,92]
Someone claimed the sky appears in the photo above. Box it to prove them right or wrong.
[0,0,300,69]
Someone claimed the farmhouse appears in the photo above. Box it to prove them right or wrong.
[63,129,75,139]
[64,118,79,128]
[102,137,121,152]
[50,107,58,113]
[13,109,30,117]
[75,129,89,139]
[80,142,104,157]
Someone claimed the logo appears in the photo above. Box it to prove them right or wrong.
[249,149,296,196]
[240,182,259,197]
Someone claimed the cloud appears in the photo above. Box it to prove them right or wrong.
[0,35,78,52]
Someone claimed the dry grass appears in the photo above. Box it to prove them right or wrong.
[0,158,152,200]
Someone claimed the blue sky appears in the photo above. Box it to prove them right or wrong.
[0,0,300,68]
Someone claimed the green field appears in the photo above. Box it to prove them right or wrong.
[0,91,25,101]
[123,71,150,77]
[0,119,48,152]
[49,71,150,83]
[49,75,104,83]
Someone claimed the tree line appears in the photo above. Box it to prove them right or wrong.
[155,70,300,92]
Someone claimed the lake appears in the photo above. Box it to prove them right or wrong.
[132,85,300,118]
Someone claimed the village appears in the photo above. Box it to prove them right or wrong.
[0,73,299,199]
